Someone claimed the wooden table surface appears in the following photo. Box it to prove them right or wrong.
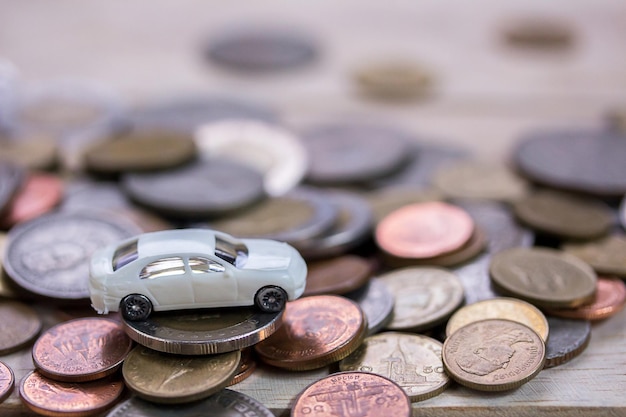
[1,1,625,416]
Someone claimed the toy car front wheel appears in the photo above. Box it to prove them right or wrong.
[120,294,153,321]
[255,286,287,313]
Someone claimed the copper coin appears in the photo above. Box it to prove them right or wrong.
[545,277,626,321]
[227,348,257,386]
[0,300,42,355]
[303,256,373,296]
[366,186,442,224]
[489,247,597,309]
[0,361,14,403]
[376,201,474,258]
[33,317,133,382]
[255,295,367,371]
[291,371,411,417]
[84,129,197,173]
[384,227,487,268]
[443,319,546,392]
[20,370,124,417]
[0,174,63,228]
[513,190,614,240]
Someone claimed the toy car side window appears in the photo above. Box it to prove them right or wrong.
[112,239,138,271]
[189,256,225,274]
[139,257,185,280]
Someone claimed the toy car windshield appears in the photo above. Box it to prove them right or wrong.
[214,234,248,267]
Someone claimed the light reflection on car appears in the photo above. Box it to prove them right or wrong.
[89,229,307,321]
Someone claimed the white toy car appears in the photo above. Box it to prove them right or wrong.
[89,228,307,321]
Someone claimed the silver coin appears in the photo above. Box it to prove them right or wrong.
[297,190,373,259]
[122,159,266,218]
[544,316,591,368]
[514,129,626,196]
[3,212,141,300]
[0,161,24,215]
[195,119,308,196]
[132,95,276,133]
[302,124,412,184]
[106,389,275,417]
[453,200,534,305]
[60,179,133,212]
[373,142,468,189]
[122,307,283,355]
[344,278,395,336]
[0,58,18,132]
[206,27,317,72]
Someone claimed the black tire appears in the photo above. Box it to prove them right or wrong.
[255,286,288,313]
[120,294,153,321]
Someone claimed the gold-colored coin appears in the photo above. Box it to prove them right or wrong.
[354,62,432,99]
[0,135,58,170]
[490,247,597,309]
[122,345,241,404]
[513,190,614,240]
[378,267,464,332]
[339,332,450,402]
[434,161,529,203]
[446,297,549,341]
[562,234,626,277]
[443,319,546,392]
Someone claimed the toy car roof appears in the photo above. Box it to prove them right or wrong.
[129,229,241,258]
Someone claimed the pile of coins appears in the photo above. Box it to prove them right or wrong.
[1,24,626,417]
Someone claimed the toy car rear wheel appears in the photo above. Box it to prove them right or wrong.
[120,294,153,321]
[255,286,287,313]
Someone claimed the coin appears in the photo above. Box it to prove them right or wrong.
[209,187,337,245]
[291,371,411,417]
[122,307,283,355]
[513,129,626,196]
[0,173,63,229]
[562,235,626,277]
[0,134,58,170]
[3,211,141,300]
[607,106,626,134]
[195,119,308,196]
[0,361,14,403]
[443,319,546,391]
[122,345,240,404]
[339,332,449,402]
[376,201,474,259]
[19,371,124,417]
[433,161,529,202]
[131,95,276,132]
[344,278,395,336]
[513,189,614,240]
[297,190,373,259]
[255,295,367,371]
[84,129,197,174]
[384,227,487,268]
[489,247,597,308]
[503,17,574,49]
[302,124,412,184]
[33,317,133,382]
[367,186,442,223]
[206,28,317,72]
[377,267,464,332]
[446,297,549,341]
[0,233,19,299]
[354,61,432,99]
[0,161,24,216]
[60,179,132,212]
[0,300,42,355]
[303,256,373,296]
[227,347,257,386]
[452,200,534,305]
[105,389,276,417]
[543,317,591,368]
[122,159,265,218]
[545,277,626,321]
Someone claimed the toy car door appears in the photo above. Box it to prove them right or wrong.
[188,256,237,305]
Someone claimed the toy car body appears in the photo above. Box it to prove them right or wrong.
[89,228,307,321]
